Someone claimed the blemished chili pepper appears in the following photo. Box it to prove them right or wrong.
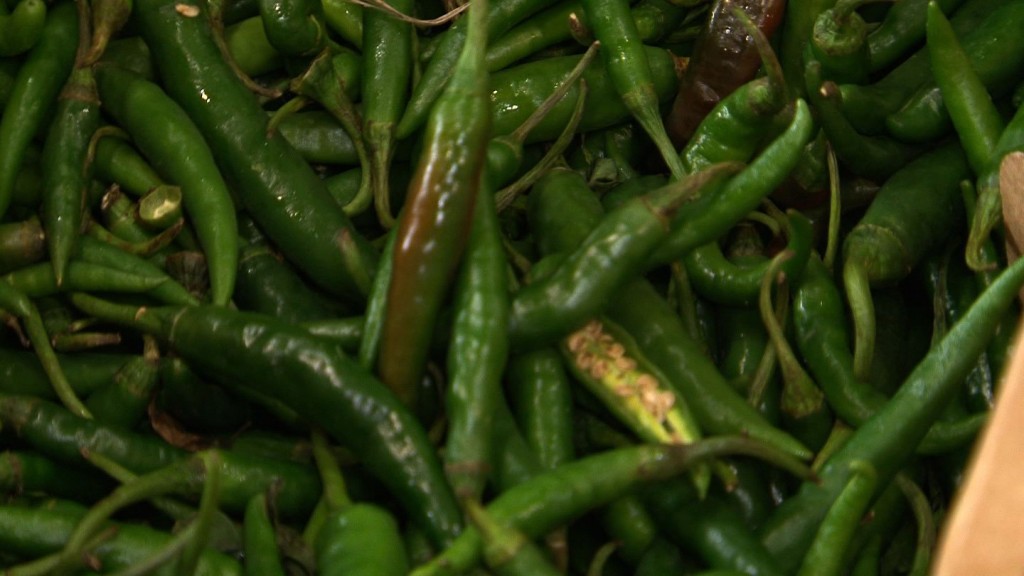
[885,0,1024,143]
[133,0,377,303]
[70,294,464,547]
[376,0,491,409]
[0,500,243,575]
[94,64,238,306]
[666,0,786,146]
[413,438,811,576]
[508,162,741,350]
[581,0,686,179]
[795,460,878,576]
[0,1,78,221]
[842,141,969,381]
[867,0,965,72]
[648,100,815,267]
[362,0,412,228]
[40,2,100,287]
[0,0,46,57]
[759,251,1024,572]
[489,45,681,144]
[395,0,549,139]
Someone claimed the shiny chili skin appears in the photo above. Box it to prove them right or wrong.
[133,0,377,303]
[70,297,464,548]
[377,0,491,408]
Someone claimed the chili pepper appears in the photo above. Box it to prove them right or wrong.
[39,1,99,287]
[395,0,549,139]
[70,294,463,547]
[444,190,509,503]
[644,482,787,576]
[648,99,814,267]
[609,278,812,460]
[0,501,243,575]
[0,347,130,400]
[74,236,198,307]
[778,0,835,97]
[466,499,562,576]
[84,337,159,430]
[221,15,282,77]
[274,110,359,165]
[94,64,237,306]
[581,0,686,179]
[895,473,937,576]
[867,0,965,72]
[808,0,871,85]
[484,0,580,72]
[3,260,167,299]
[413,438,811,576]
[598,496,658,565]
[490,396,544,492]
[666,0,786,146]
[793,255,985,452]
[509,163,741,350]
[357,228,394,371]
[507,348,574,472]
[759,250,1024,572]
[134,0,377,303]
[242,493,286,576]
[234,218,337,324]
[0,451,111,502]
[0,0,46,56]
[155,356,252,435]
[805,60,923,181]
[0,217,46,274]
[362,0,412,228]
[0,1,78,221]
[842,141,969,381]
[489,45,681,144]
[97,35,157,79]
[321,0,362,48]
[885,0,1024,143]
[89,134,164,197]
[256,0,325,57]
[82,0,131,66]
[795,460,878,576]
[686,211,814,307]
[376,0,491,408]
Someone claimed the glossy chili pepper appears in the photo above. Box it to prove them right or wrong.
[377,0,491,408]
[666,0,786,146]
[71,294,463,547]
[842,142,969,381]
[134,0,377,302]
[95,64,238,306]
[506,348,574,472]
[90,134,164,196]
[885,0,1024,143]
[759,251,1024,572]
[257,0,325,56]
[0,1,78,221]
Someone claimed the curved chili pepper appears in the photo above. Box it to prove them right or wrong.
[377,0,491,408]
[0,0,46,56]
[133,0,377,302]
[95,65,237,306]
[809,0,870,84]
[867,0,965,72]
[842,142,969,381]
[795,460,878,576]
[256,0,325,56]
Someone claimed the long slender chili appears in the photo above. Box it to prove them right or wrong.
[377,0,491,408]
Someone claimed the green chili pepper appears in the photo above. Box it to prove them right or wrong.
[134,0,377,302]
[0,0,46,57]
[0,2,78,220]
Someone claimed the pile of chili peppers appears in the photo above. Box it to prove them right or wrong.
[0,0,1022,572]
